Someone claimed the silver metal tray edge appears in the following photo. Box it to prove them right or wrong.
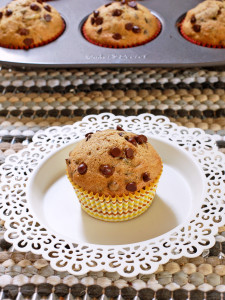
[0,0,224,68]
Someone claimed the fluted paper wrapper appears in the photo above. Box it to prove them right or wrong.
[180,20,225,49]
[67,171,162,222]
[0,21,66,50]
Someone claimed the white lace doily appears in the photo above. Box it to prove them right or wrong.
[0,113,224,277]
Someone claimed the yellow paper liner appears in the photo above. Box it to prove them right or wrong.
[179,19,225,49]
[82,17,162,49]
[0,19,66,50]
[67,169,162,222]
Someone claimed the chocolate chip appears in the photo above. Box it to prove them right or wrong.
[217,9,221,15]
[78,163,87,175]
[95,17,103,25]
[65,158,70,165]
[116,125,124,131]
[44,14,52,22]
[91,17,95,25]
[110,147,121,157]
[135,135,147,144]
[126,182,137,192]
[97,27,102,34]
[128,1,138,9]
[125,23,133,30]
[30,3,40,11]
[93,10,99,18]
[23,38,34,46]
[0,12,2,19]
[112,9,122,16]
[5,9,12,16]
[125,148,134,159]
[18,28,30,36]
[119,133,123,136]
[108,181,119,191]
[126,137,137,146]
[44,5,51,12]
[36,0,43,3]
[132,26,141,33]
[142,172,150,182]
[190,15,196,23]
[100,165,114,177]
[193,24,201,32]
[85,132,93,141]
[105,2,112,7]
[113,33,122,40]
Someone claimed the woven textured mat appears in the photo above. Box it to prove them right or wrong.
[0,67,225,142]
[0,66,224,299]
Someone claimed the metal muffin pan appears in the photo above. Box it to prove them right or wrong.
[0,0,224,68]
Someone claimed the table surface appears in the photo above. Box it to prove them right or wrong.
[0,66,224,300]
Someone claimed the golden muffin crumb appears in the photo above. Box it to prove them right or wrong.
[66,128,162,196]
[181,0,225,47]
[83,1,160,48]
[0,0,65,49]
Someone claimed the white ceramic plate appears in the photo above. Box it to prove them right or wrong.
[27,136,204,245]
[0,113,224,277]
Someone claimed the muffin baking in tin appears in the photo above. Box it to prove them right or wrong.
[0,0,224,56]
[0,0,65,49]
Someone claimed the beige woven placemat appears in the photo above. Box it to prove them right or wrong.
[0,66,224,300]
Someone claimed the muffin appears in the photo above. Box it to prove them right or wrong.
[180,0,225,48]
[66,127,163,222]
[0,0,65,49]
[82,1,161,48]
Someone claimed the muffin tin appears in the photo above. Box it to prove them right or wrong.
[0,0,225,68]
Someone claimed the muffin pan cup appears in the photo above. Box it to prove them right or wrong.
[179,19,225,49]
[0,0,225,68]
[82,14,162,49]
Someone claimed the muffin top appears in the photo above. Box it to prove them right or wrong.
[181,0,225,46]
[0,0,65,49]
[83,1,160,47]
[66,128,162,196]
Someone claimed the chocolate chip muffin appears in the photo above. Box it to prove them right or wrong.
[82,1,161,48]
[0,0,65,49]
[180,0,225,47]
[66,127,163,222]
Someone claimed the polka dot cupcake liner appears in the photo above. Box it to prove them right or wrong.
[82,17,162,49]
[67,170,162,222]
